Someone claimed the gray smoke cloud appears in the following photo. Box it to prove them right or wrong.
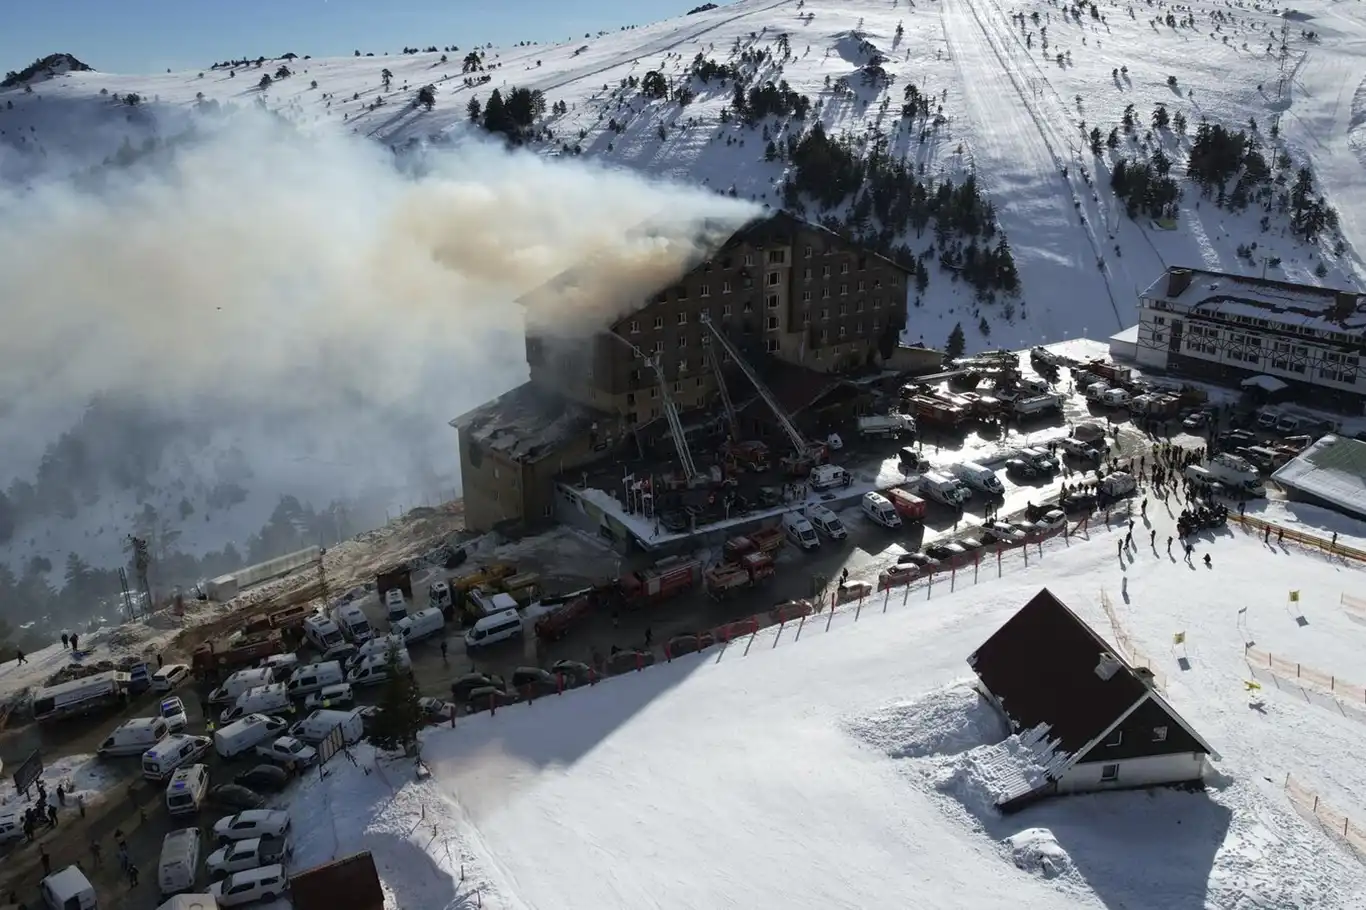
[0,106,760,522]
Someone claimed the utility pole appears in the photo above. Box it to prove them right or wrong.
[128,535,152,618]
[317,548,330,609]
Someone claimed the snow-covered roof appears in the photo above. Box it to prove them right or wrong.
[1272,434,1366,517]
[1241,374,1288,392]
[1142,267,1366,337]
[1109,325,1139,344]
[451,382,599,464]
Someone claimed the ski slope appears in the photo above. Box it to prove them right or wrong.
[283,508,1366,909]
[2,0,1363,356]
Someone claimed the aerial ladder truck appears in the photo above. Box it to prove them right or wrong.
[699,315,827,476]
[610,334,709,488]
[705,342,771,473]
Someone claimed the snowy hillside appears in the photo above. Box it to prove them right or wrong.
[278,517,1366,908]
[2,0,1365,577]
[2,0,1362,351]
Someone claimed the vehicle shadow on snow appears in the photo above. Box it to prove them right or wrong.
[987,787,1232,910]
[426,650,706,772]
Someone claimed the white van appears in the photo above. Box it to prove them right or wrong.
[40,866,97,910]
[290,708,365,746]
[143,734,212,781]
[165,764,210,817]
[392,607,445,645]
[219,683,291,725]
[428,580,452,612]
[302,613,346,652]
[383,588,408,622]
[782,512,820,550]
[208,667,274,707]
[332,603,374,643]
[209,864,288,907]
[346,648,412,686]
[805,504,847,540]
[260,652,300,682]
[952,461,1005,496]
[0,812,24,847]
[285,660,345,698]
[98,716,171,758]
[158,827,202,896]
[861,492,901,529]
[344,634,406,670]
[463,609,523,650]
[809,464,851,491]
[214,714,288,759]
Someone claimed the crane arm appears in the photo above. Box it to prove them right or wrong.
[699,315,811,455]
[704,343,740,441]
[605,331,702,481]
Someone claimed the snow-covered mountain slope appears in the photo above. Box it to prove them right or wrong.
[1,0,1364,576]
[3,0,1362,348]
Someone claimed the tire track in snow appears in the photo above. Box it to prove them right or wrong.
[943,0,1124,339]
[953,0,1126,332]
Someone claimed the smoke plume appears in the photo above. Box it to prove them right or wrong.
[0,106,759,528]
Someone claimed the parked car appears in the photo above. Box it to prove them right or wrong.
[151,664,191,693]
[924,542,967,562]
[233,765,291,793]
[1036,510,1068,532]
[302,683,355,712]
[209,865,288,907]
[450,673,505,702]
[159,697,189,733]
[878,564,919,588]
[1005,458,1040,479]
[510,667,558,696]
[1182,412,1209,430]
[1058,437,1101,459]
[418,698,456,723]
[255,736,317,768]
[550,660,593,686]
[956,536,985,553]
[606,649,655,676]
[209,785,267,813]
[463,686,512,712]
[981,521,1026,545]
[896,551,940,571]
[206,836,292,880]
[213,810,291,845]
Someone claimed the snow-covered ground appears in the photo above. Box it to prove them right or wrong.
[281,504,1366,909]
[2,0,1361,355]
[0,753,119,811]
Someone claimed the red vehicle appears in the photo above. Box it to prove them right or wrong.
[886,487,928,522]
[704,552,776,600]
[724,440,771,472]
[192,631,283,675]
[749,527,786,554]
[534,593,595,641]
[904,395,968,428]
[618,557,700,608]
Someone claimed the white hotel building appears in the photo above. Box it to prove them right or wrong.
[1134,266,1366,413]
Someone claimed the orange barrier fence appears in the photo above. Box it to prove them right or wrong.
[1245,645,1366,703]
[1230,514,1366,564]
[1099,590,1168,692]
[1285,774,1366,859]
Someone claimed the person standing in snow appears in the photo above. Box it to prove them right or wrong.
[13,649,25,665]
[61,633,69,649]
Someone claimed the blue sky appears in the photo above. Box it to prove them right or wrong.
[2,0,716,75]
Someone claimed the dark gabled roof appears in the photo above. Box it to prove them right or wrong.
[968,589,1150,755]
[289,851,384,910]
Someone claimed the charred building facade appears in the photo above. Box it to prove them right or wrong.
[454,210,913,534]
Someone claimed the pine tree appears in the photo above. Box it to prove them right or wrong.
[365,645,424,755]
[466,96,481,122]
[945,322,966,360]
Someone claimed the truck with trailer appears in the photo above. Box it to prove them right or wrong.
[702,552,776,600]
[31,671,131,723]
[193,632,284,678]
[533,589,607,642]
[617,557,700,609]
[723,527,786,560]
[857,414,916,438]
[1014,394,1063,418]
[886,487,928,522]
[1204,453,1266,497]
[723,440,771,472]
[903,395,969,429]
[1081,359,1136,388]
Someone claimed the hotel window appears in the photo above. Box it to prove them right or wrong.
[653,316,664,330]
[698,285,710,298]
[768,249,786,264]
[722,281,733,294]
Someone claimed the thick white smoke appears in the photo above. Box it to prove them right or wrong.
[0,107,759,521]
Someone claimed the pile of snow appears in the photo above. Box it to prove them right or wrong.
[1003,828,1075,880]
[929,725,1062,818]
[843,681,1007,759]
[0,753,118,809]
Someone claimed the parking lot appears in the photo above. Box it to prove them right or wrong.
[0,353,1253,907]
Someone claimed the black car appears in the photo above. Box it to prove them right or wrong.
[550,660,593,686]
[1005,458,1038,479]
[209,784,266,811]
[924,542,967,562]
[510,667,559,696]
[450,672,505,702]
[897,551,940,570]
[234,765,290,793]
